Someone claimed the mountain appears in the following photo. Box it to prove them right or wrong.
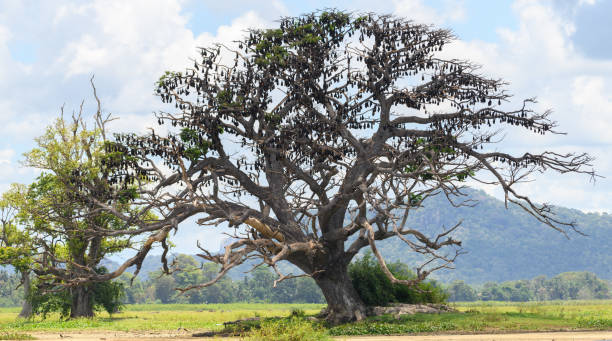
[377,188,612,284]
[101,254,180,281]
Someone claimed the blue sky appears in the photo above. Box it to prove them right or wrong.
[1,0,611,253]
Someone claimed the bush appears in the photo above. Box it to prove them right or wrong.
[242,317,330,341]
[92,267,125,315]
[28,267,124,318]
[28,283,72,318]
[348,252,448,306]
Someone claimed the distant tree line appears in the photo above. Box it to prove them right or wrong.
[447,272,611,302]
[115,254,325,305]
[2,258,610,308]
[0,261,323,308]
[0,270,21,307]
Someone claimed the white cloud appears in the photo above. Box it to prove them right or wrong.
[51,1,271,133]
[393,0,465,25]
[571,76,612,143]
[422,0,612,212]
[0,148,14,163]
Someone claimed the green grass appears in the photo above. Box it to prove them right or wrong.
[329,300,612,336]
[242,317,331,340]
[2,300,612,336]
[0,303,324,333]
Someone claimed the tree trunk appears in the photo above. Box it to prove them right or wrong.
[18,271,32,319]
[70,285,94,318]
[313,261,367,325]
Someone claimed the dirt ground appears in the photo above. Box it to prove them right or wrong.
[27,330,612,341]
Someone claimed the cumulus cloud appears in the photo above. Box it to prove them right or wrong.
[393,0,466,25]
[54,1,271,117]
[425,0,612,212]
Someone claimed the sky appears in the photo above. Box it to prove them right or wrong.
[1,0,611,254]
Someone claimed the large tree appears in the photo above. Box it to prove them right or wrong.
[76,11,594,323]
[18,80,138,318]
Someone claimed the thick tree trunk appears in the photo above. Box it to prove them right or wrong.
[313,261,367,325]
[70,285,94,318]
[18,271,32,318]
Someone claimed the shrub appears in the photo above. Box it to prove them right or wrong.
[92,268,125,315]
[348,252,448,306]
[28,267,124,318]
[242,317,330,341]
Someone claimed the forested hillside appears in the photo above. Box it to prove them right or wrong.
[378,188,612,284]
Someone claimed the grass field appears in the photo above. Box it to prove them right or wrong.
[0,303,325,333]
[1,301,611,336]
[329,300,612,335]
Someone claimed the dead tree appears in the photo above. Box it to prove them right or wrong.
[76,11,594,324]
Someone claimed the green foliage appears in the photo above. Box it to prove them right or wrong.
[156,71,181,88]
[328,317,457,336]
[17,108,141,318]
[242,317,330,341]
[0,270,23,307]
[447,280,477,302]
[92,268,124,316]
[577,317,612,329]
[28,283,72,319]
[0,184,34,274]
[28,268,124,319]
[348,252,448,307]
[250,10,354,68]
[452,272,612,302]
[179,128,210,162]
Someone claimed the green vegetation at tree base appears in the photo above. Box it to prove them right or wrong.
[242,316,330,340]
[328,317,458,336]
[28,267,124,318]
[349,252,448,306]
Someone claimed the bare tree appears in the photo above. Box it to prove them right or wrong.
[74,11,594,324]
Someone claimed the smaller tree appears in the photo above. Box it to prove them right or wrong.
[16,79,141,318]
[0,184,35,318]
[27,268,124,318]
